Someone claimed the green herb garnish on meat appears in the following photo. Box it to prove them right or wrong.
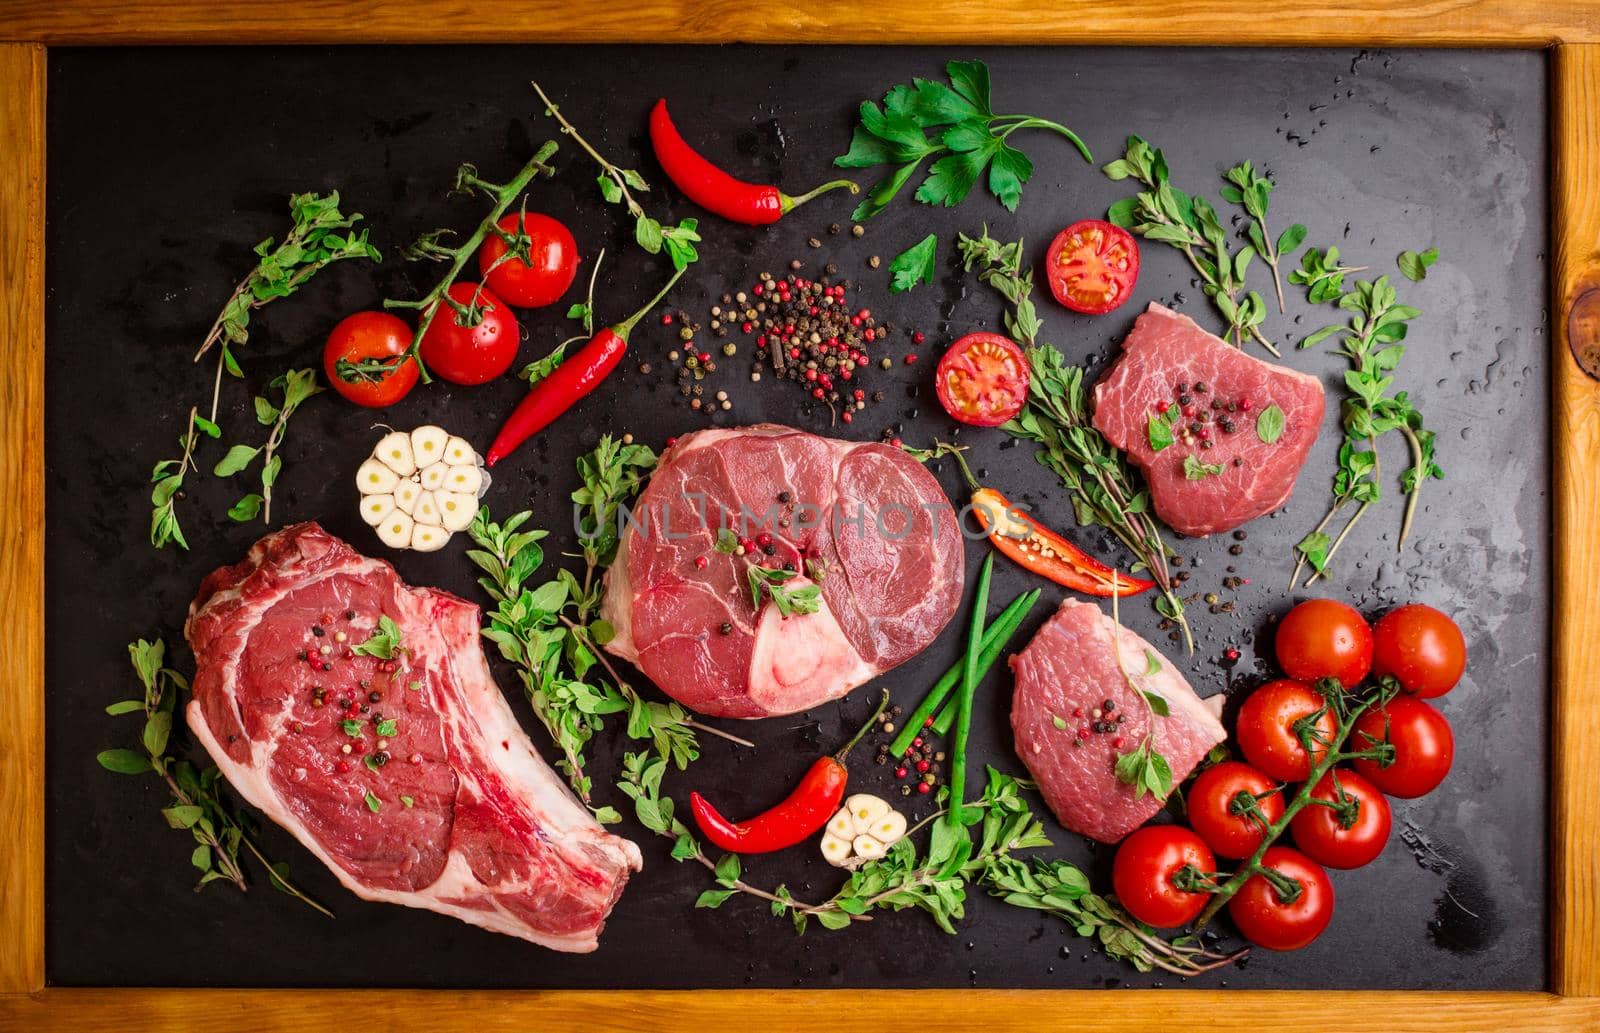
[835,59,1092,221]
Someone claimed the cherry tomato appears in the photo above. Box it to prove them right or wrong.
[1371,604,1467,698]
[1289,770,1392,869]
[1111,825,1215,929]
[477,212,579,309]
[1350,696,1454,798]
[1275,598,1374,688]
[1187,761,1286,860]
[323,311,419,408]
[1227,846,1335,951]
[419,282,520,386]
[1044,219,1140,315]
[1236,679,1335,782]
[933,332,1030,427]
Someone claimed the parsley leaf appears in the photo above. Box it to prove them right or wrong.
[889,234,939,292]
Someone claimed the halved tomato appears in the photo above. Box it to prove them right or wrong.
[934,332,1030,427]
[1045,219,1140,315]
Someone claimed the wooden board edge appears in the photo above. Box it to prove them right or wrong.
[0,42,47,997]
[2,988,1599,1030]
[1550,42,1600,1000]
[0,0,1596,46]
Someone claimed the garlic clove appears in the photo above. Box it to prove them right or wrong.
[443,463,483,496]
[419,461,451,493]
[442,435,476,467]
[821,833,853,867]
[359,494,396,528]
[409,425,449,467]
[355,459,401,495]
[376,510,414,550]
[437,491,478,532]
[844,793,891,834]
[373,432,416,478]
[393,480,421,515]
[412,491,442,528]
[851,835,888,862]
[826,809,856,840]
[409,522,448,553]
[870,810,907,846]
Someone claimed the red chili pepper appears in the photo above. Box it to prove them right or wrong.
[947,447,1153,597]
[649,99,859,226]
[484,265,685,467]
[689,689,888,854]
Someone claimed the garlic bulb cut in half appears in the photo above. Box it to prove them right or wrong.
[356,424,487,551]
[820,794,908,868]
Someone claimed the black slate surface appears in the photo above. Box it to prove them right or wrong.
[44,45,1548,990]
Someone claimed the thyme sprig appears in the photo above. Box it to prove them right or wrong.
[618,758,1239,976]
[1104,136,1278,355]
[531,81,701,271]
[97,639,331,917]
[214,368,323,525]
[359,141,560,387]
[956,228,1192,651]
[1292,272,1439,586]
[153,192,377,550]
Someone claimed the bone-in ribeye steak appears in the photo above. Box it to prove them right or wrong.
[185,523,641,951]
[602,425,964,718]
[1092,303,1326,537]
[1010,599,1226,843]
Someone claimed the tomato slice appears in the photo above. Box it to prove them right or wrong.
[1045,219,1140,315]
[934,332,1029,427]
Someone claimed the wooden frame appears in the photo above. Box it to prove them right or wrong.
[4,4,1599,1028]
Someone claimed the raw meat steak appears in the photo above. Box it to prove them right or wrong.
[1009,599,1225,843]
[1092,303,1325,537]
[185,523,641,951]
[602,425,963,718]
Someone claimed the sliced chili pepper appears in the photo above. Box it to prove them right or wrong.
[484,265,686,467]
[649,99,859,226]
[945,446,1153,597]
[690,690,888,854]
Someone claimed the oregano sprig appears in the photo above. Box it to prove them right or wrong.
[97,639,331,917]
[1292,271,1440,585]
[1220,160,1306,313]
[1104,136,1278,356]
[214,367,323,525]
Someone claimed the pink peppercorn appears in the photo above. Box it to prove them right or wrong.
[912,331,925,344]
[661,313,674,325]
[694,556,708,569]
[917,782,932,795]
[915,760,930,773]
[894,766,908,779]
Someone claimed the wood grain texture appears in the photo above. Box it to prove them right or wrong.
[0,0,1595,46]
[1551,42,1600,1000]
[0,989,1598,1031]
[0,42,46,997]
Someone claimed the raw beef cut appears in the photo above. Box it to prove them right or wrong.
[185,523,641,951]
[1010,599,1225,843]
[602,425,963,718]
[1092,303,1325,537]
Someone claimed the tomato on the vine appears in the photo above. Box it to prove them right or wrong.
[1236,679,1335,782]
[1350,695,1454,798]
[1227,846,1335,951]
[419,282,520,386]
[477,212,579,309]
[1187,761,1285,860]
[1044,219,1140,315]
[323,311,419,408]
[1289,770,1392,869]
[1111,825,1215,929]
[1371,603,1467,698]
[933,332,1030,427]
[1275,598,1374,688]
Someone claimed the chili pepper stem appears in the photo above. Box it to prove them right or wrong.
[938,440,981,493]
[835,688,890,761]
[610,264,689,342]
[780,178,861,213]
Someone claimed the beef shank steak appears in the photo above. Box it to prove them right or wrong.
[185,523,640,951]
[1010,599,1225,843]
[602,425,963,718]
[1092,303,1325,537]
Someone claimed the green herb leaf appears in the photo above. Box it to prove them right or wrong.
[364,791,381,814]
[1147,410,1174,452]
[228,494,264,522]
[889,233,939,292]
[713,528,739,554]
[352,615,403,660]
[375,718,398,738]
[1255,403,1286,444]
[212,444,259,478]
[96,748,152,775]
[1141,690,1171,718]
[400,795,415,808]
[1182,455,1224,480]
[520,344,568,388]
[342,719,364,738]
[1397,247,1438,282]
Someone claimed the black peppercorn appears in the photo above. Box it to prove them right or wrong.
[373,751,390,766]
[719,622,733,635]
[312,626,325,637]
[368,690,382,703]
